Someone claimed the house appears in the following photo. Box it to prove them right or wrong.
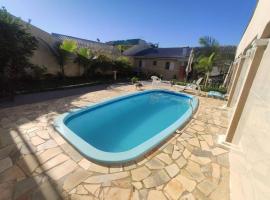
[224,0,270,199]
[124,45,191,80]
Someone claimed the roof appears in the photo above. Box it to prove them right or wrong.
[130,47,191,59]
[106,39,147,46]
[51,33,120,55]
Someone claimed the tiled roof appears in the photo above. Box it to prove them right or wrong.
[131,47,191,58]
[51,33,119,55]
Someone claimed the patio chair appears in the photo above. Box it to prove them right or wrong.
[174,77,203,95]
[151,76,161,87]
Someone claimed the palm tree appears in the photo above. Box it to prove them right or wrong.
[195,53,215,87]
[199,36,219,56]
[74,47,94,76]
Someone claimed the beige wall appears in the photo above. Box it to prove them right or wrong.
[133,58,186,80]
[227,0,270,199]
[25,22,82,77]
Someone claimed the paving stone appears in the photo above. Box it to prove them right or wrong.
[192,124,205,132]
[31,136,45,146]
[84,171,129,184]
[47,159,77,180]
[63,168,92,191]
[131,166,151,181]
[48,130,66,145]
[143,170,170,188]
[163,144,174,154]
[200,141,210,151]
[61,143,83,162]
[112,177,132,188]
[36,139,58,151]
[70,194,94,200]
[0,182,14,200]
[0,157,13,173]
[189,155,211,165]
[145,157,165,169]
[131,190,140,200]
[132,182,143,190]
[217,154,229,167]
[17,154,39,175]
[197,179,217,196]
[211,163,220,180]
[175,174,196,192]
[188,138,200,148]
[84,184,100,197]
[180,193,196,200]
[0,165,25,182]
[176,156,187,168]
[164,178,184,200]
[78,158,91,170]
[88,162,109,173]
[183,149,191,159]
[165,163,180,178]
[42,154,69,170]
[147,190,167,200]
[156,153,173,165]
[211,147,228,156]
[138,189,149,199]
[172,149,181,160]
[32,181,60,200]
[123,163,137,170]
[102,187,132,200]
[201,135,214,146]
[109,166,123,173]
[36,130,50,140]
[0,144,16,160]
[76,185,88,195]
[185,161,205,182]
[13,177,38,199]
[37,147,62,164]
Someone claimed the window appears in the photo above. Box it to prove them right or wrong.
[165,62,170,70]
[153,61,157,66]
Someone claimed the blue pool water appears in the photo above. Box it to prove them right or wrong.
[55,90,198,163]
[65,91,191,152]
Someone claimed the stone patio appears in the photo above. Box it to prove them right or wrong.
[0,84,230,200]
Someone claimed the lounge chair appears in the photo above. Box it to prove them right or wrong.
[174,77,203,95]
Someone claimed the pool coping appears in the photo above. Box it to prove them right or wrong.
[54,89,199,164]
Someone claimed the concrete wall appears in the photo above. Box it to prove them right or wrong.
[227,0,270,199]
[24,22,83,77]
[133,58,187,80]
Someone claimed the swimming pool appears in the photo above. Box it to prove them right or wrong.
[54,89,198,164]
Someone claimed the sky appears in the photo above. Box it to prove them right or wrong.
[1,0,257,47]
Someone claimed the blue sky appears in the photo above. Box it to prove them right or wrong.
[1,0,256,47]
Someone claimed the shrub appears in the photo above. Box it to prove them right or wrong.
[131,76,139,84]
[201,85,227,94]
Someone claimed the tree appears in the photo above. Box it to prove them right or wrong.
[195,53,215,87]
[52,40,77,77]
[0,7,38,95]
[198,36,219,57]
[74,47,94,76]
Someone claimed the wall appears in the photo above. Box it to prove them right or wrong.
[24,22,82,77]
[227,0,270,199]
[133,58,186,80]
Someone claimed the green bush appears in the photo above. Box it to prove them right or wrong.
[131,76,139,84]
[201,85,227,94]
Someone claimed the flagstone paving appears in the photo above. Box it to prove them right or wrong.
[0,84,230,199]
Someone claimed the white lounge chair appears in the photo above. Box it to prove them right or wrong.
[174,77,203,95]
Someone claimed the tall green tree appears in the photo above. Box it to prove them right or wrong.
[199,36,219,56]
[52,40,77,77]
[0,7,38,95]
[195,53,215,87]
[74,47,94,76]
